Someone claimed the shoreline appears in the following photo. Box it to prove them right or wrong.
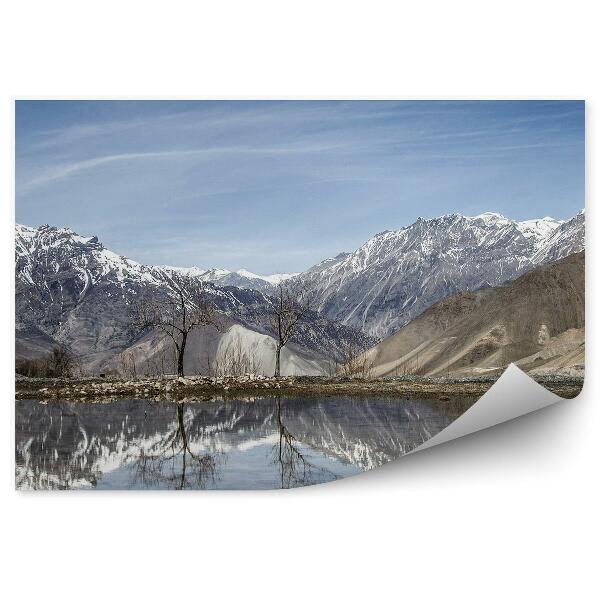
[15,373,584,403]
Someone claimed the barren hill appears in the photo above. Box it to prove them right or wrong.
[366,252,584,378]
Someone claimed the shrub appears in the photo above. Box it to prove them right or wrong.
[15,346,74,378]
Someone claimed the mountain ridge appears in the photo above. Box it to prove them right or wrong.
[300,210,584,337]
[14,208,584,375]
[16,223,297,293]
[14,223,371,375]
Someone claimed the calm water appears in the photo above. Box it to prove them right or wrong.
[15,396,457,490]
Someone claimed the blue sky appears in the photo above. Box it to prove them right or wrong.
[15,100,584,274]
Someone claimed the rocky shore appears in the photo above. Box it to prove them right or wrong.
[15,372,584,403]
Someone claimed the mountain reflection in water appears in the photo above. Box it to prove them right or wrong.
[15,395,459,490]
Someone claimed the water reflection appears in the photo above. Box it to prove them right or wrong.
[273,398,340,489]
[15,395,463,490]
[132,404,220,490]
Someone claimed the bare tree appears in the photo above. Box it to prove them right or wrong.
[268,280,312,377]
[319,322,377,379]
[117,349,137,379]
[36,347,74,378]
[15,346,76,379]
[214,337,260,378]
[48,346,74,377]
[337,339,375,379]
[133,275,221,377]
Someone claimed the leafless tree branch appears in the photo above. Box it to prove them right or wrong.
[132,274,223,377]
[267,279,313,377]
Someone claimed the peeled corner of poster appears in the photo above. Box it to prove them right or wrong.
[409,364,576,455]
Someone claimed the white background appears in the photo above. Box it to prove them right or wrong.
[0,2,597,598]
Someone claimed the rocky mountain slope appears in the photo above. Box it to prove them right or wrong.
[301,210,584,338]
[15,208,584,377]
[15,224,369,375]
[365,252,584,378]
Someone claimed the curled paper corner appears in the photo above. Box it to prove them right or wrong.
[410,364,569,455]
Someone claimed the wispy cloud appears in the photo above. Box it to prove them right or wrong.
[15,100,584,273]
[20,142,350,191]
[19,109,195,153]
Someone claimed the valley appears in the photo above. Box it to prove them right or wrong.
[15,209,585,383]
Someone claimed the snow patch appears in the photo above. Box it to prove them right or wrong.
[236,269,298,284]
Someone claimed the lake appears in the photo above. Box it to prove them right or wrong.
[15,395,459,490]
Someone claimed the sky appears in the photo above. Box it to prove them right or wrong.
[15,100,584,274]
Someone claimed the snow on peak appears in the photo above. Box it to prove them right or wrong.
[265,273,299,284]
[475,211,504,218]
[151,266,297,286]
[158,265,209,278]
[516,216,562,240]
[471,211,511,225]
[236,270,298,284]
[15,224,37,241]
[235,269,262,279]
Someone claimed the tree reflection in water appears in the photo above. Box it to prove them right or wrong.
[272,398,336,489]
[16,395,456,490]
[133,403,220,490]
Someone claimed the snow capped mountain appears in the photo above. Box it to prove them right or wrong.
[516,215,562,241]
[234,269,298,285]
[15,223,295,295]
[300,210,584,338]
[152,265,297,292]
[15,223,158,287]
[14,208,584,372]
[531,209,585,264]
[14,224,368,374]
[197,268,297,292]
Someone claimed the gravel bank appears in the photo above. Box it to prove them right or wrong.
[15,373,583,402]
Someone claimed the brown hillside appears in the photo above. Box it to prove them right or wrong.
[367,252,584,377]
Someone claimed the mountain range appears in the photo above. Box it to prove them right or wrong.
[15,209,585,376]
[15,223,370,375]
[301,210,584,338]
[158,265,297,293]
